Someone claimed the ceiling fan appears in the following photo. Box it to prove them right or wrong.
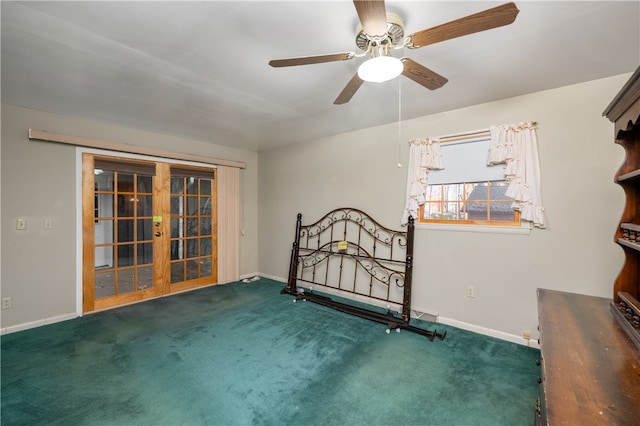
[269,1,519,105]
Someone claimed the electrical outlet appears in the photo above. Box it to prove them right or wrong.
[522,331,531,340]
[2,297,12,309]
[466,285,475,298]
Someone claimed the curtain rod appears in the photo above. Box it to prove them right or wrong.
[438,121,538,143]
[28,129,246,169]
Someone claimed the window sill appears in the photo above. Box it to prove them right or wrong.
[416,222,532,235]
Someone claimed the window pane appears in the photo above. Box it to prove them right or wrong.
[422,180,516,225]
[467,201,488,220]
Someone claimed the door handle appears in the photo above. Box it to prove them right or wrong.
[155,231,162,237]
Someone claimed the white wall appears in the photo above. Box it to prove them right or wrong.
[258,74,630,344]
[0,105,259,331]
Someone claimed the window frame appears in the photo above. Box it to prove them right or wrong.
[416,133,522,228]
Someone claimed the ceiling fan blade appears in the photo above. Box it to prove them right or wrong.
[269,52,355,68]
[334,74,364,105]
[406,2,519,49]
[401,58,448,90]
[353,0,388,37]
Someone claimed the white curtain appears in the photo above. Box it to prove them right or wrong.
[488,121,546,228]
[401,137,444,225]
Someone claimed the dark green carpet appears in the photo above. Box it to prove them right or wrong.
[1,278,540,425]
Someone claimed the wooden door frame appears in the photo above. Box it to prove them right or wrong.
[78,148,218,314]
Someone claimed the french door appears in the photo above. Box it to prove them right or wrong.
[82,154,217,312]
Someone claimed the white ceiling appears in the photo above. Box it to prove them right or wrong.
[2,1,639,152]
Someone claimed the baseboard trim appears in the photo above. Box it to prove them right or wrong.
[438,316,540,349]
[255,273,286,282]
[1,313,78,335]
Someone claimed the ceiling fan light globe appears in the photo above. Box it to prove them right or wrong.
[357,56,403,83]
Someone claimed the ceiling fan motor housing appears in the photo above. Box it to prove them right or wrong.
[355,12,405,51]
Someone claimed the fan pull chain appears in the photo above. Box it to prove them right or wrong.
[397,77,403,168]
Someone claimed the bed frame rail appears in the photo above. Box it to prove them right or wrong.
[282,208,445,341]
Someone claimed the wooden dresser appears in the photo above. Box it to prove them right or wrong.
[536,289,640,425]
[536,68,640,425]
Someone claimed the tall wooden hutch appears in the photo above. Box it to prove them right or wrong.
[605,67,640,348]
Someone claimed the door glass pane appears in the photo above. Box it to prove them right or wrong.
[137,175,153,193]
[117,173,134,192]
[118,220,134,242]
[95,271,114,298]
[137,195,153,216]
[186,259,199,280]
[200,179,211,195]
[95,246,113,269]
[171,262,184,283]
[137,219,153,241]
[171,177,184,194]
[137,266,153,290]
[171,218,182,238]
[200,197,212,215]
[186,239,198,258]
[201,258,212,278]
[171,240,183,261]
[118,195,135,217]
[186,218,198,237]
[187,197,198,216]
[186,177,198,195]
[118,244,134,267]
[137,243,153,265]
[200,238,212,256]
[171,196,183,215]
[200,218,211,236]
[117,269,135,294]
[95,170,114,191]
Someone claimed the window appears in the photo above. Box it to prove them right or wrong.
[417,136,520,226]
[420,181,520,225]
